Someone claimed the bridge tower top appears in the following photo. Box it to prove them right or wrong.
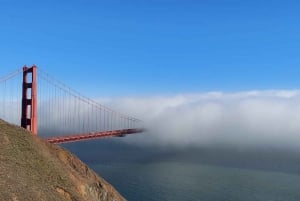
[21,65,38,135]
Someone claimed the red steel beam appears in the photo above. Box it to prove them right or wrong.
[46,128,145,144]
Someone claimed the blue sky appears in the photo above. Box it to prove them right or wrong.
[1,0,300,96]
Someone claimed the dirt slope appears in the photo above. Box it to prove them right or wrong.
[0,119,126,201]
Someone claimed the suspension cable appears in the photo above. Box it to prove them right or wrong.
[37,67,143,122]
[0,68,23,83]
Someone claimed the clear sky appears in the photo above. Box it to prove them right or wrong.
[1,0,300,96]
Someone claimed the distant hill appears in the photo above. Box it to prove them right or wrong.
[0,119,125,201]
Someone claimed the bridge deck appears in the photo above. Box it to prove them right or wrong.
[46,128,145,144]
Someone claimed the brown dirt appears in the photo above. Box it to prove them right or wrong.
[0,119,126,201]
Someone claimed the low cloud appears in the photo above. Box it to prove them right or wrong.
[105,90,300,150]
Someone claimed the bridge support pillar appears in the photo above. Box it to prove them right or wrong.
[21,65,38,135]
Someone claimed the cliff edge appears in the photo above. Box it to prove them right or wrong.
[0,119,126,201]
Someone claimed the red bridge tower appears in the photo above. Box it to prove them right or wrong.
[21,65,38,135]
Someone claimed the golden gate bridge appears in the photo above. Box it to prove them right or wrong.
[0,65,144,144]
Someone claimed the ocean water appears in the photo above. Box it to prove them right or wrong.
[63,140,300,201]
[90,162,300,201]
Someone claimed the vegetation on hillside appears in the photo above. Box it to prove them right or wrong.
[0,119,125,201]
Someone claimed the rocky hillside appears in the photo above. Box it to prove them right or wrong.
[0,119,126,201]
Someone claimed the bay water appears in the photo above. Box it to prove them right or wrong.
[90,162,300,201]
[64,140,300,201]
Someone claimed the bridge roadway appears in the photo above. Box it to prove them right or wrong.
[46,128,145,144]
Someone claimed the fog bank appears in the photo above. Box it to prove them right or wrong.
[104,90,300,150]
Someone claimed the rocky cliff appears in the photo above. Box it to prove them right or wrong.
[0,119,126,201]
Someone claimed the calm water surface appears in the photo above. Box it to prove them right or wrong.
[90,162,300,201]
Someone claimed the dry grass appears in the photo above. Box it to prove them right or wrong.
[0,119,125,201]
